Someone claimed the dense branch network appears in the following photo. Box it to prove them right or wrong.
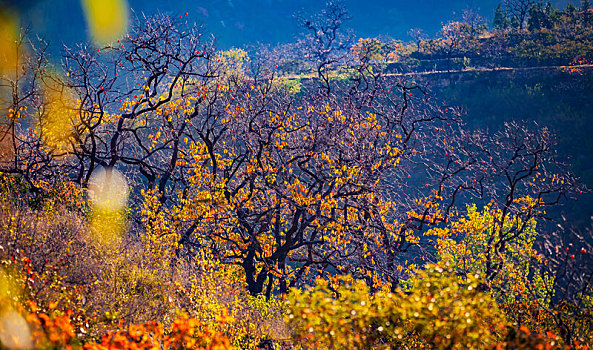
[0,9,584,301]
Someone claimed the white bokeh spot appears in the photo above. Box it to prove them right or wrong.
[88,167,129,210]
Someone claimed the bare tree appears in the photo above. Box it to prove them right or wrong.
[408,27,428,52]
[536,222,593,344]
[504,0,534,29]
[295,1,354,94]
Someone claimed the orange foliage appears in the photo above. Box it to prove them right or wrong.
[84,315,234,350]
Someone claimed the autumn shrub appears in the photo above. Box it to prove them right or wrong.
[491,325,565,350]
[429,202,553,321]
[0,173,287,348]
[0,178,148,338]
[427,201,593,343]
[286,264,506,349]
[286,275,412,350]
[1,263,79,350]
[83,314,234,350]
[1,236,237,349]
[1,266,234,350]
[170,250,288,349]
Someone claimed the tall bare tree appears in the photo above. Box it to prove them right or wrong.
[504,0,534,29]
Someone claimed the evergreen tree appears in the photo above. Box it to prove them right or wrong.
[528,1,545,31]
[494,3,509,29]
[565,2,579,28]
[566,2,578,15]
[544,2,555,28]
[581,0,593,26]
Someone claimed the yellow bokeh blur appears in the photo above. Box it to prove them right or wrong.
[81,0,129,46]
[0,269,18,306]
[0,9,18,78]
[89,207,126,250]
[40,72,78,153]
[0,8,19,135]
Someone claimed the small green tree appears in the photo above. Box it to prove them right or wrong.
[581,0,593,26]
[528,1,548,31]
[494,4,510,30]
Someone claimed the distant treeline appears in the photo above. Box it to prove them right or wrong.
[272,1,593,75]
